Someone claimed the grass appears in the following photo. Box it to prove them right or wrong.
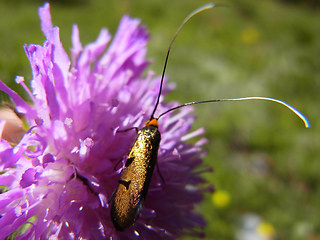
[0,0,319,239]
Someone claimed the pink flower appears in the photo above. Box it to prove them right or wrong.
[0,3,208,239]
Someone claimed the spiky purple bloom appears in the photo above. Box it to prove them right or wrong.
[0,3,209,239]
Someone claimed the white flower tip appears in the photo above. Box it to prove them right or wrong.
[15,76,24,84]
[98,193,108,207]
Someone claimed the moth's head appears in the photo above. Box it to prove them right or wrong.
[145,118,158,128]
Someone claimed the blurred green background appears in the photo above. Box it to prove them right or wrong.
[0,0,319,239]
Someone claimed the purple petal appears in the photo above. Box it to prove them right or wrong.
[42,153,55,167]
[0,81,35,118]
[38,3,53,34]
[20,168,38,188]
[71,24,82,64]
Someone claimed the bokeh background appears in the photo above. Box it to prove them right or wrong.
[0,0,319,239]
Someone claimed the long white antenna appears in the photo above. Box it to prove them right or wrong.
[157,96,310,128]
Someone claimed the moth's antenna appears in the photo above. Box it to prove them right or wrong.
[157,96,310,128]
[150,3,215,120]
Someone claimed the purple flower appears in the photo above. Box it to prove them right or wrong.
[0,3,209,239]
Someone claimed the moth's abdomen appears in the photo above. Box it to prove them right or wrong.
[111,125,161,231]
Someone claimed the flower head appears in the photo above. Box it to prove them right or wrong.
[0,3,209,239]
